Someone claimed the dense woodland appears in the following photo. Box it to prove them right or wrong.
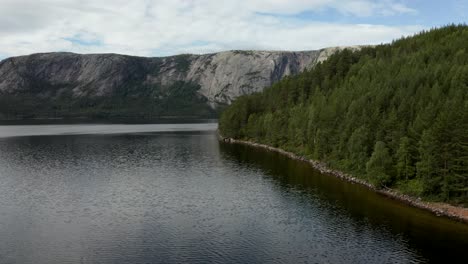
[220,25,468,204]
[0,81,217,119]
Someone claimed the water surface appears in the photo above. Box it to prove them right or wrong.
[0,124,467,263]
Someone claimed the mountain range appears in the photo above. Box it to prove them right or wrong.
[0,47,356,119]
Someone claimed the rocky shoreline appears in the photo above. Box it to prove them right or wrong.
[220,135,468,224]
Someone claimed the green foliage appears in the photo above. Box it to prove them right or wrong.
[396,179,424,197]
[219,25,468,204]
[416,129,440,194]
[173,54,192,73]
[367,141,393,187]
[232,50,255,56]
[0,81,217,119]
[395,136,415,181]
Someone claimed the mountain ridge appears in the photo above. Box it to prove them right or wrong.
[0,47,359,119]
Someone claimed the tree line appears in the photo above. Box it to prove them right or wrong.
[0,81,217,120]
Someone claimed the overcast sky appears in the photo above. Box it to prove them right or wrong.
[0,0,466,58]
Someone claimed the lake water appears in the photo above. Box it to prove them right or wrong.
[0,123,467,263]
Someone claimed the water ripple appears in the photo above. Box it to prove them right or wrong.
[0,126,466,263]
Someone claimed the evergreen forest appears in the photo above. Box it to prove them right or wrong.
[219,25,468,204]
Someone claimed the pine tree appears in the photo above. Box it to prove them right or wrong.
[416,129,440,194]
[395,136,415,181]
[367,141,393,187]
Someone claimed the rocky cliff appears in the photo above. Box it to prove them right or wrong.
[0,47,357,119]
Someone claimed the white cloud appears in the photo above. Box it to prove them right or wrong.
[335,0,417,17]
[0,0,421,58]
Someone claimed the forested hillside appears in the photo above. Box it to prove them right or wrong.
[220,25,468,204]
[0,48,342,120]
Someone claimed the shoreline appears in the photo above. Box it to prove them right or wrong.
[220,135,468,224]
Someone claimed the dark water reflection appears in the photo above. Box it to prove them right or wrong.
[221,143,468,264]
[0,125,467,263]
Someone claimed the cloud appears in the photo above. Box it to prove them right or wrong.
[0,0,421,58]
[335,0,417,17]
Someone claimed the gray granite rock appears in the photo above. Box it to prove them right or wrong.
[0,47,359,109]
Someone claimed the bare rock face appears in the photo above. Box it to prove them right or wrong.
[0,53,152,97]
[187,50,319,105]
[0,47,358,118]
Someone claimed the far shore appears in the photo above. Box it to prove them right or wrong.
[219,134,468,224]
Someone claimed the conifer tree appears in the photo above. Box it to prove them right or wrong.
[367,141,393,187]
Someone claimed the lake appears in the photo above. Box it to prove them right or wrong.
[0,123,467,263]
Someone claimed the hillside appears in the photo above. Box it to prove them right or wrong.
[220,25,468,204]
[0,47,354,119]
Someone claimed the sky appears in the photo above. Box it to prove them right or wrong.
[0,0,466,59]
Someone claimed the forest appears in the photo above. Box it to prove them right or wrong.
[0,81,218,120]
[219,25,468,204]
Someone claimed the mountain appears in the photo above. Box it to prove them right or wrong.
[219,25,468,204]
[0,47,355,119]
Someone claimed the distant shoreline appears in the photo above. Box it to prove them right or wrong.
[0,117,218,125]
[219,134,468,224]
[0,116,217,121]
